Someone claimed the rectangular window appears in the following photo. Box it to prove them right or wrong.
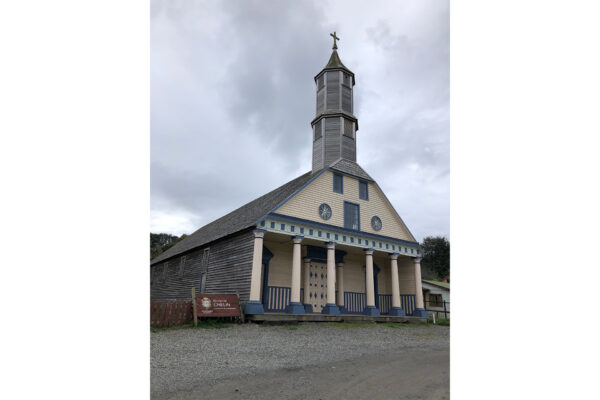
[300,227,304,234]
[430,294,443,307]
[343,201,360,230]
[333,173,343,193]
[270,221,275,228]
[359,181,369,200]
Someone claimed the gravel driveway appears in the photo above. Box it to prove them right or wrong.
[151,322,449,399]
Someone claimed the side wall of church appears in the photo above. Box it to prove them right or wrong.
[150,229,255,302]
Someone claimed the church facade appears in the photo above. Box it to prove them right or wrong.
[150,38,428,318]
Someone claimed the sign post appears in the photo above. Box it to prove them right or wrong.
[191,287,198,326]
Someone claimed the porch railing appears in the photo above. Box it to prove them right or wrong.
[264,286,416,315]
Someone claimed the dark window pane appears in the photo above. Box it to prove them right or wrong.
[333,173,343,193]
[344,202,360,230]
[359,181,368,200]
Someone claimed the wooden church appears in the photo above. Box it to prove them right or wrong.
[150,35,428,318]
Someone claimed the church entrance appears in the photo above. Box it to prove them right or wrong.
[307,261,328,313]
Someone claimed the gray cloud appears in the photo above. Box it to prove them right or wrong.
[151,0,449,241]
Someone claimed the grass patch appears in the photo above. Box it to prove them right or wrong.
[434,318,450,326]
[326,322,376,329]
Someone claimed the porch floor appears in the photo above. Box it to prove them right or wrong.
[246,312,427,323]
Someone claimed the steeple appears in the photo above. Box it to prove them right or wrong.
[311,33,358,173]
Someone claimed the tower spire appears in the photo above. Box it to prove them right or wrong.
[311,36,358,173]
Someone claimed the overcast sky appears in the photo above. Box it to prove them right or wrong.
[151,0,449,243]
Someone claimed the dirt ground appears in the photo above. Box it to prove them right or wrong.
[152,323,449,400]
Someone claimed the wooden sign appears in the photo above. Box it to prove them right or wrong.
[195,293,240,317]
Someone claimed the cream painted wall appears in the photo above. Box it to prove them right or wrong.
[264,240,293,287]
[276,170,415,241]
[341,253,365,293]
[398,256,416,295]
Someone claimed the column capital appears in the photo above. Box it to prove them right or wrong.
[336,262,344,268]
[389,253,399,260]
[292,235,304,244]
[253,229,266,238]
[364,248,374,255]
[326,241,336,249]
[412,256,422,264]
[303,257,311,263]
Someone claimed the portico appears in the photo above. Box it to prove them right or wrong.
[245,223,425,318]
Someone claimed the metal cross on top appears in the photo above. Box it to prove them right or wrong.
[330,31,340,50]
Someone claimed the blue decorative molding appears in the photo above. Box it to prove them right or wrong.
[322,303,340,315]
[244,301,265,315]
[412,308,428,318]
[267,213,420,247]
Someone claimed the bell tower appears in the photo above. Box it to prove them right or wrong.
[311,32,359,173]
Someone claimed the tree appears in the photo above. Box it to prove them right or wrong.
[150,233,188,260]
[420,236,450,280]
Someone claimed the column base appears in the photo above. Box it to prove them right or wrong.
[243,301,265,315]
[285,302,306,314]
[363,306,380,316]
[337,305,347,314]
[412,308,428,318]
[322,303,341,315]
[303,304,314,313]
[389,307,406,317]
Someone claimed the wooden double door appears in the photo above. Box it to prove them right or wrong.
[307,262,328,312]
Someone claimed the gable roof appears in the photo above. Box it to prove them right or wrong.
[151,170,315,265]
[422,279,450,291]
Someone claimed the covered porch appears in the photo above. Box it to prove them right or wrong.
[243,215,428,319]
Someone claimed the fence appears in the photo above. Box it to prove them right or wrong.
[265,286,416,316]
[424,300,450,319]
[150,301,193,328]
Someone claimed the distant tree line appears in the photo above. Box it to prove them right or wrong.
[150,233,187,260]
[420,236,450,281]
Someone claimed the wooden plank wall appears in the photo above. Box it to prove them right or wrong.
[150,229,255,302]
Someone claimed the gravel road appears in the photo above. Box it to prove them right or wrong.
[151,322,449,399]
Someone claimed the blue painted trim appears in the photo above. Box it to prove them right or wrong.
[270,221,275,229]
[268,213,420,247]
[389,307,406,317]
[322,303,341,315]
[412,308,428,318]
[363,306,380,316]
[304,304,314,313]
[327,241,336,246]
[300,227,304,234]
[343,200,360,231]
[364,248,375,252]
[291,225,295,232]
[244,301,265,315]
[261,246,274,307]
[333,173,343,194]
[285,302,306,314]
[293,235,304,240]
[253,229,266,234]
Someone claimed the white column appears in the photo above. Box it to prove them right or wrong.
[364,249,379,316]
[389,253,405,316]
[290,236,303,303]
[365,249,375,307]
[322,242,340,314]
[390,254,401,308]
[412,257,428,317]
[285,236,305,314]
[244,229,265,314]
[303,258,312,312]
[336,262,345,310]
